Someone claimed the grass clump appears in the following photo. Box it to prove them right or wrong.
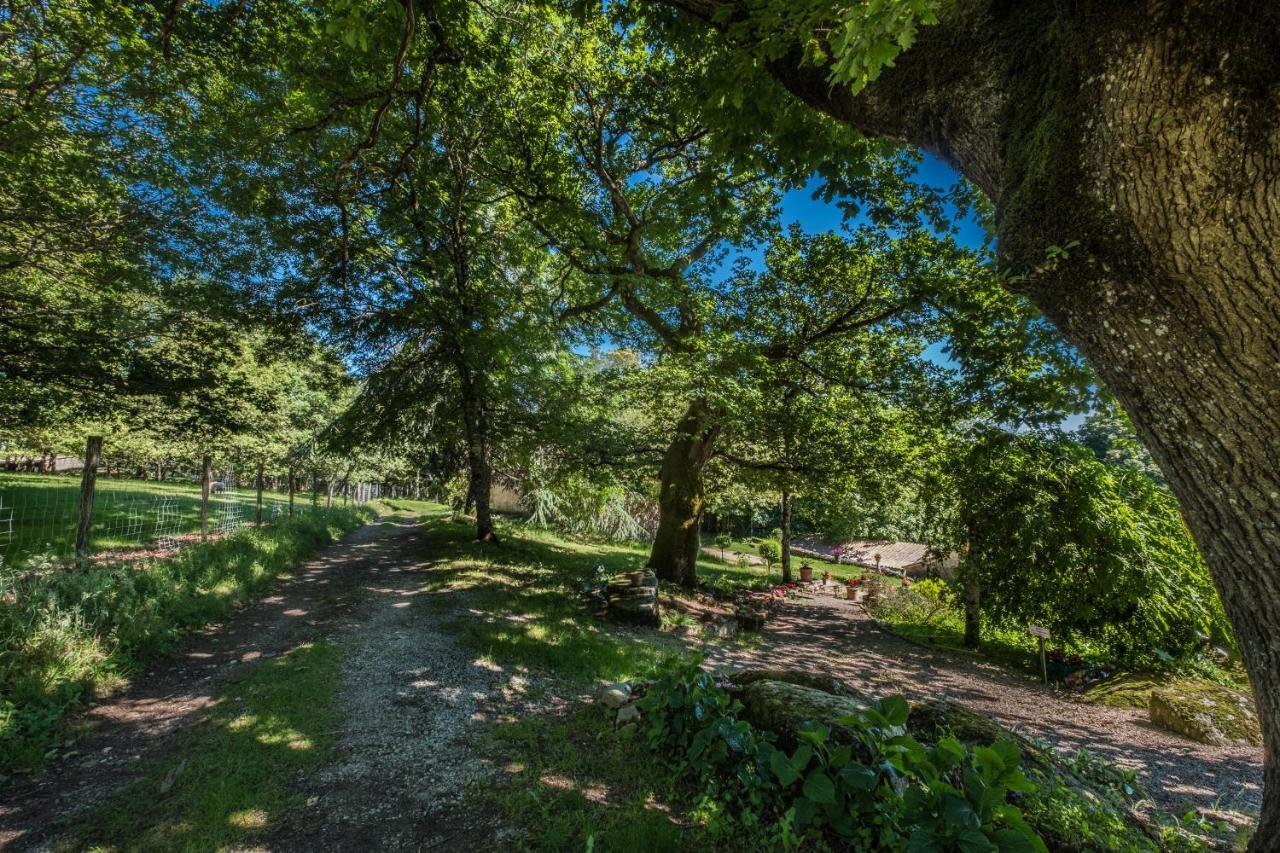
[0,506,371,772]
[481,706,698,852]
[72,640,343,850]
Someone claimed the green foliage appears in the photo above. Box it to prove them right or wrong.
[955,430,1231,668]
[756,538,781,568]
[637,657,1047,851]
[0,506,369,772]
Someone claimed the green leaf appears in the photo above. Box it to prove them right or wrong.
[874,695,910,727]
[790,744,813,773]
[802,770,837,805]
[840,762,878,791]
[770,748,800,786]
[992,828,1048,853]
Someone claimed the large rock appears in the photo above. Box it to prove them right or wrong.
[1148,681,1261,746]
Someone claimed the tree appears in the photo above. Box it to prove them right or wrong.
[643,3,1280,837]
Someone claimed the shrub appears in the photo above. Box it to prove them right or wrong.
[637,657,1047,851]
[757,539,781,570]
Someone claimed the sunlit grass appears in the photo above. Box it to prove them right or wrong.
[71,641,343,851]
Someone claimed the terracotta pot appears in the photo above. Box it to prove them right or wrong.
[846,587,862,601]
[627,571,645,587]
[799,565,814,582]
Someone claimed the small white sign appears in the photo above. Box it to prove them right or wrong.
[1028,625,1051,639]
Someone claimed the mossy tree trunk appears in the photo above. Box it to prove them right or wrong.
[661,1,1280,842]
[647,399,720,587]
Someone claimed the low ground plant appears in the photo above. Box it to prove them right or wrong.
[637,657,1049,852]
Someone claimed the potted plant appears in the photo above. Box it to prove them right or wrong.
[846,577,863,601]
[822,569,833,584]
[799,561,814,582]
[627,570,645,587]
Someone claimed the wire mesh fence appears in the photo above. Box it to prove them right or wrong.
[0,462,382,570]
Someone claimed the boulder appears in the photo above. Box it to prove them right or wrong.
[1148,681,1261,746]
[597,683,630,710]
[616,703,641,728]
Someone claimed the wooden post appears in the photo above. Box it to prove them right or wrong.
[1029,625,1051,684]
[288,469,295,517]
[74,436,103,565]
[255,461,265,527]
[199,454,212,541]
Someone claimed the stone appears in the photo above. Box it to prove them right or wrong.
[1148,681,1261,746]
[616,703,641,727]
[734,607,766,632]
[597,683,631,710]
[703,618,738,639]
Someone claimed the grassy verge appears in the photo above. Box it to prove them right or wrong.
[0,506,372,773]
[70,640,343,851]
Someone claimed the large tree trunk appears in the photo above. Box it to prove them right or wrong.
[961,564,981,649]
[779,489,793,584]
[647,399,720,588]
[659,0,1280,842]
[459,366,498,543]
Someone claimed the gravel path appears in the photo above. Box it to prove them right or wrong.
[700,588,1263,817]
[0,509,510,851]
[270,514,507,851]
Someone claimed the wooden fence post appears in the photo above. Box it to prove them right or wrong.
[74,435,103,565]
[200,454,212,541]
[288,468,295,517]
[255,462,265,527]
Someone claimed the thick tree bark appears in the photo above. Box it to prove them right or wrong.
[779,489,793,584]
[657,0,1280,842]
[459,365,498,543]
[74,435,102,565]
[961,564,981,649]
[647,399,720,587]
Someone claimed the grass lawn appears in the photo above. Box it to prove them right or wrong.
[72,641,343,852]
[0,472,336,568]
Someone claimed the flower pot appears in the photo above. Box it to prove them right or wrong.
[627,571,645,587]
[846,587,862,601]
[799,565,814,582]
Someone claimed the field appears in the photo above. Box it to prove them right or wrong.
[0,473,337,568]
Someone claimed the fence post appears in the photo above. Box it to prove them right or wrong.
[255,461,265,527]
[288,468,295,517]
[200,454,212,541]
[74,435,103,565]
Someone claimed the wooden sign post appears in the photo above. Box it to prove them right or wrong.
[1029,625,1051,684]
